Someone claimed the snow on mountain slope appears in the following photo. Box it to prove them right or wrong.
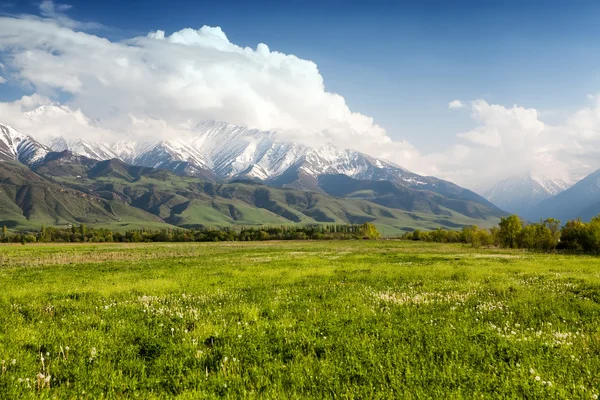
[37,118,433,187]
[49,137,120,161]
[525,169,600,222]
[0,123,50,166]
[2,115,508,215]
[23,104,72,120]
[484,174,570,217]
[132,140,210,171]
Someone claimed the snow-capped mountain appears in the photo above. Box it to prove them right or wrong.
[0,123,50,166]
[49,137,120,161]
[525,169,600,222]
[484,174,570,218]
[2,107,502,213]
[27,119,492,206]
[37,119,430,188]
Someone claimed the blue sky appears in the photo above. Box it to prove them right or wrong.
[4,0,600,150]
[1,0,600,187]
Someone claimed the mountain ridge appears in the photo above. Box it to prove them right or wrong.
[484,173,570,218]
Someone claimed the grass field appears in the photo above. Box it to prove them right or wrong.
[1,241,599,398]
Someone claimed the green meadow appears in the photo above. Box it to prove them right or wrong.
[0,241,599,398]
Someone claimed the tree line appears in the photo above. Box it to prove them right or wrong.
[0,223,381,244]
[402,214,600,253]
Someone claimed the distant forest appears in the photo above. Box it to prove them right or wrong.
[5,215,600,253]
[0,223,381,244]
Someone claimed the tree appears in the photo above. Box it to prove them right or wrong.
[360,223,380,239]
[560,219,587,251]
[79,224,87,241]
[498,215,523,248]
[2,225,7,240]
[411,229,421,241]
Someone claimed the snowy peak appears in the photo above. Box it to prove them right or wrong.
[48,137,119,161]
[24,104,72,119]
[7,118,437,192]
[0,123,50,166]
[484,173,571,216]
[39,119,429,188]
[132,139,210,171]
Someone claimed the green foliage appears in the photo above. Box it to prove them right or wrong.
[359,222,380,239]
[1,224,383,244]
[498,215,523,249]
[403,214,600,253]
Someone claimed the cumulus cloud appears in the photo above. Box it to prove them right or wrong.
[448,100,465,109]
[0,11,418,165]
[0,76,6,84]
[3,4,600,192]
[0,94,123,144]
[426,99,597,189]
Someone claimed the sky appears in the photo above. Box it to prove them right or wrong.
[1,0,600,191]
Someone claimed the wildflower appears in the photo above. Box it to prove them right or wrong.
[593,395,598,400]
[36,373,51,389]
[11,359,16,365]
[530,368,535,374]
[535,376,541,381]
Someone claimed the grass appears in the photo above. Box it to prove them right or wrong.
[0,241,599,398]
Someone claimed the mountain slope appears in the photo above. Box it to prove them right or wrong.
[527,169,600,222]
[484,174,570,217]
[17,153,504,234]
[0,123,50,166]
[317,174,506,220]
[0,160,160,229]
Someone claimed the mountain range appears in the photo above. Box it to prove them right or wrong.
[8,104,600,229]
[525,169,600,223]
[483,174,571,218]
[0,110,507,234]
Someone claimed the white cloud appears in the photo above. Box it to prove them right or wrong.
[0,13,419,167]
[39,0,72,16]
[425,99,600,189]
[0,76,6,84]
[3,7,600,192]
[0,95,123,144]
[448,99,465,109]
[27,1,103,30]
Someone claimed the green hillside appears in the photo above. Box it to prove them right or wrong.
[0,154,504,234]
